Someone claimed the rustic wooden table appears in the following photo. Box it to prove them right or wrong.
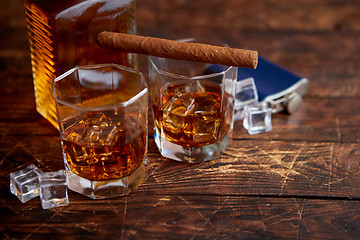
[1,0,360,239]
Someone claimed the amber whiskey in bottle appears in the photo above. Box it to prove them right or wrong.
[25,0,137,127]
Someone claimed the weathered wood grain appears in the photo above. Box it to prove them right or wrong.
[137,140,360,198]
[2,194,360,239]
[2,136,360,201]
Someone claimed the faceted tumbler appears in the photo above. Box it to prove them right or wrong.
[148,40,238,163]
[53,64,148,199]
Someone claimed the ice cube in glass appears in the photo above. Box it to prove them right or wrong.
[38,170,69,209]
[10,164,41,203]
[243,103,272,135]
[163,89,197,135]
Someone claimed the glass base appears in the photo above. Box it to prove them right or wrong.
[66,163,147,199]
[154,130,230,163]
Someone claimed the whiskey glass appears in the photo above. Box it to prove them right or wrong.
[53,64,148,199]
[148,40,238,163]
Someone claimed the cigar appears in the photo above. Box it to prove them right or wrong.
[97,32,258,69]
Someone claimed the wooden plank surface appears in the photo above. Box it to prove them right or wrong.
[1,0,360,239]
[4,195,360,239]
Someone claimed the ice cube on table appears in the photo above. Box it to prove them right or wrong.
[38,170,69,209]
[10,164,42,203]
[243,103,272,135]
[234,77,259,121]
[235,77,258,107]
